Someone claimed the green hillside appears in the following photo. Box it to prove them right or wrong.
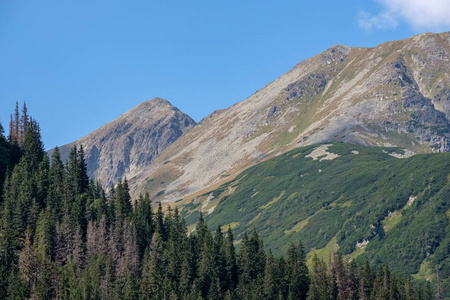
[180,142,450,295]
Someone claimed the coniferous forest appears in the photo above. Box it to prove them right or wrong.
[0,104,437,299]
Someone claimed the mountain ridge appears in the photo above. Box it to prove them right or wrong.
[49,32,450,201]
[49,97,196,187]
[130,31,450,201]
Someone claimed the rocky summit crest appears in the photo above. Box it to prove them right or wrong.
[132,32,450,201]
[49,98,196,187]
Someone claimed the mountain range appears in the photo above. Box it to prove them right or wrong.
[50,31,450,296]
[55,31,450,201]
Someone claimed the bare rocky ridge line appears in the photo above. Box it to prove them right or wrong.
[48,98,196,188]
[131,32,450,202]
[49,32,450,202]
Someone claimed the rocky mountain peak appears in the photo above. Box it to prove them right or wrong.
[50,98,196,187]
[129,31,450,201]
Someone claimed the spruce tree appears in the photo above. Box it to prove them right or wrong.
[286,241,309,300]
[22,118,45,172]
[77,145,89,194]
[307,254,328,300]
[145,233,165,299]
[197,227,215,299]
[0,201,20,298]
[155,201,167,241]
[134,192,154,258]
[224,226,239,293]
[114,178,132,222]
[264,249,277,300]
[47,147,67,216]
[19,227,37,296]
[0,121,11,199]
[8,101,20,145]
[123,264,139,300]
[19,102,29,148]
[34,208,55,260]
[139,247,153,300]
[213,225,227,295]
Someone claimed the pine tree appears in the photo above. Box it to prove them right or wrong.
[47,146,67,216]
[67,145,89,197]
[275,257,288,299]
[207,278,222,300]
[19,102,29,148]
[86,219,98,261]
[238,230,266,299]
[114,178,132,222]
[108,220,122,267]
[72,225,85,269]
[19,227,37,296]
[0,121,12,199]
[333,253,349,300]
[54,211,73,266]
[22,118,45,172]
[361,257,374,298]
[6,269,27,299]
[100,254,115,300]
[264,249,277,300]
[123,264,139,300]
[307,254,328,300]
[196,212,208,245]
[224,226,238,293]
[326,254,338,300]
[164,238,182,297]
[58,258,82,299]
[34,208,55,260]
[97,215,109,255]
[197,227,215,299]
[213,226,227,295]
[77,145,89,194]
[34,246,55,299]
[8,101,20,145]
[139,247,153,300]
[35,155,49,208]
[0,201,21,298]
[179,246,195,298]
[286,241,309,300]
[145,233,165,299]
[133,192,154,258]
[8,114,14,144]
[121,220,139,277]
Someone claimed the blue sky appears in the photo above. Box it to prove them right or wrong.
[1,0,449,149]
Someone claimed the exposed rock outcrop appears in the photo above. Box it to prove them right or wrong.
[130,32,450,201]
[48,98,196,187]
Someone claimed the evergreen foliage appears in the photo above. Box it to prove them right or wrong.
[0,106,441,299]
[185,142,450,297]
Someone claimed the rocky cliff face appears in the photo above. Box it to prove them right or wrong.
[50,98,196,187]
[130,32,450,201]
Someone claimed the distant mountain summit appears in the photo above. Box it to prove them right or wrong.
[132,32,450,201]
[49,98,196,187]
[51,33,450,200]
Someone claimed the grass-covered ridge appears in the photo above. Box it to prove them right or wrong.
[180,142,450,295]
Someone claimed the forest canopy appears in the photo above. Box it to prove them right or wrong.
[0,103,437,299]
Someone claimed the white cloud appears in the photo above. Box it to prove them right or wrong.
[359,0,450,31]
[358,10,398,30]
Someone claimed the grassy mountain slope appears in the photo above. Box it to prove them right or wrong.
[179,142,450,294]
